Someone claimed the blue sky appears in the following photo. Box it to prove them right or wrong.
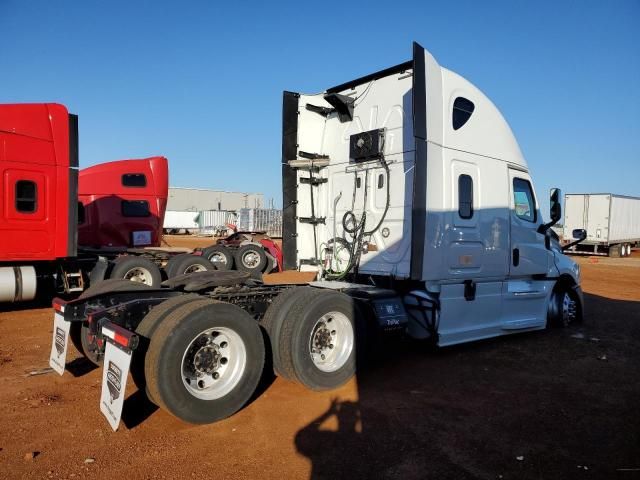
[1,1,638,213]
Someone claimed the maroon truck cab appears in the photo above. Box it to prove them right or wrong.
[78,157,168,248]
[0,103,78,262]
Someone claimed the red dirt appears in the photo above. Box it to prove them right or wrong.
[0,250,638,479]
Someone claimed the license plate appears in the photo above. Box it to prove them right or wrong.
[100,341,132,431]
[49,312,70,375]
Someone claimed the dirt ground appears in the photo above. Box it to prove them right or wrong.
[0,239,638,479]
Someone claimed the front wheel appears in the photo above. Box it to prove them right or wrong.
[145,300,265,424]
[548,285,580,327]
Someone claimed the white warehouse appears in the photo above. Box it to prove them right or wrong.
[167,187,264,211]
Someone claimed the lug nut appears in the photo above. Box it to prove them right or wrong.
[329,344,334,349]
[321,354,326,360]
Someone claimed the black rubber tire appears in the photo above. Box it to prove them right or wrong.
[130,294,202,402]
[234,244,267,274]
[165,254,215,278]
[71,279,152,365]
[609,244,622,258]
[260,287,319,380]
[281,289,364,391]
[109,256,162,287]
[145,300,265,424]
[548,284,582,328]
[264,253,275,274]
[201,245,234,271]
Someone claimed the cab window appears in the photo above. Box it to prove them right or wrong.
[513,178,536,222]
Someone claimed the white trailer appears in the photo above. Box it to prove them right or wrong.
[563,193,640,257]
[49,42,586,429]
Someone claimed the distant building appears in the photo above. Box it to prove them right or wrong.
[167,187,264,212]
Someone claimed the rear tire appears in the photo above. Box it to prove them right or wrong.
[201,245,234,271]
[109,256,162,287]
[235,244,267,274]
[145,300,265,424]
[260,287,321,380]
[165,254,215,278]
[131,294,202,401]
[279,289,364,391]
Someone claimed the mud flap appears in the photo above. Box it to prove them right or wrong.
[100,341,132,431]
[49,312,70,375]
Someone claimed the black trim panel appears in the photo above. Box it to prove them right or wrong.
[326,60,412,94]
[410,42,427,280]
[67,114,79,257]
[282,91,299,270]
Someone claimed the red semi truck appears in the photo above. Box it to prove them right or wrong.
[0,103,217,302]
[0,102,281,303]
[78,156,169,249]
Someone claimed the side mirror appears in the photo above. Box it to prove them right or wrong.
[572,228,587,241]
[549,188,562,224]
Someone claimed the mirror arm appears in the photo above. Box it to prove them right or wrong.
[537,218,558,234]
[562,238,583,251]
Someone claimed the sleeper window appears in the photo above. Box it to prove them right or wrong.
[453,97,475,130]
[122,200,150,217]
[458,174,473,219]
[122,173,147,187]
[16,180,37,213]
[513,178,537,222]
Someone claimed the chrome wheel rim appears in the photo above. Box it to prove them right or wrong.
[561,292,577,326]
[183,264,207,274]
[308,311,353,372]
[181,327,246,400]
[208,252,227,266]
[123,267,153,285]
[242,250,260,269]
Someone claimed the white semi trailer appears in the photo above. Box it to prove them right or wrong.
[49,42,586,429]
[563,193,640,257]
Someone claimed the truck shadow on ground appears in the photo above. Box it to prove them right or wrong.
[295,293,640,480]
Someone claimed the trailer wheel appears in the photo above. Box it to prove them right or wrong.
[165,254,215,278]
[626,244,632,256]
[71,279,152,365]
[281,289,364,391]
[201,245,234,271]
[609,244,622,258]
[235,244,267,273]
[548,284,580,327]
[260,287,320,379]
[145,300,265,424]
[130,294,204,402]
[109,256,162,287]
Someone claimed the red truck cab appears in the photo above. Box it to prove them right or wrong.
[0,103,78,262]
[78,157,168,248]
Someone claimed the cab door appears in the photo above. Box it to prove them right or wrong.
[508,169,548,276]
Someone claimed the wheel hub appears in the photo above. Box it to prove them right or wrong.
[243,251,259,268]
[562,293,577,325]
[308,312,353,372]
[193,344,221,375]
[181,327,246,400]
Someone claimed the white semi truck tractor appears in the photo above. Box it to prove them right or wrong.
[49,42,586,429]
